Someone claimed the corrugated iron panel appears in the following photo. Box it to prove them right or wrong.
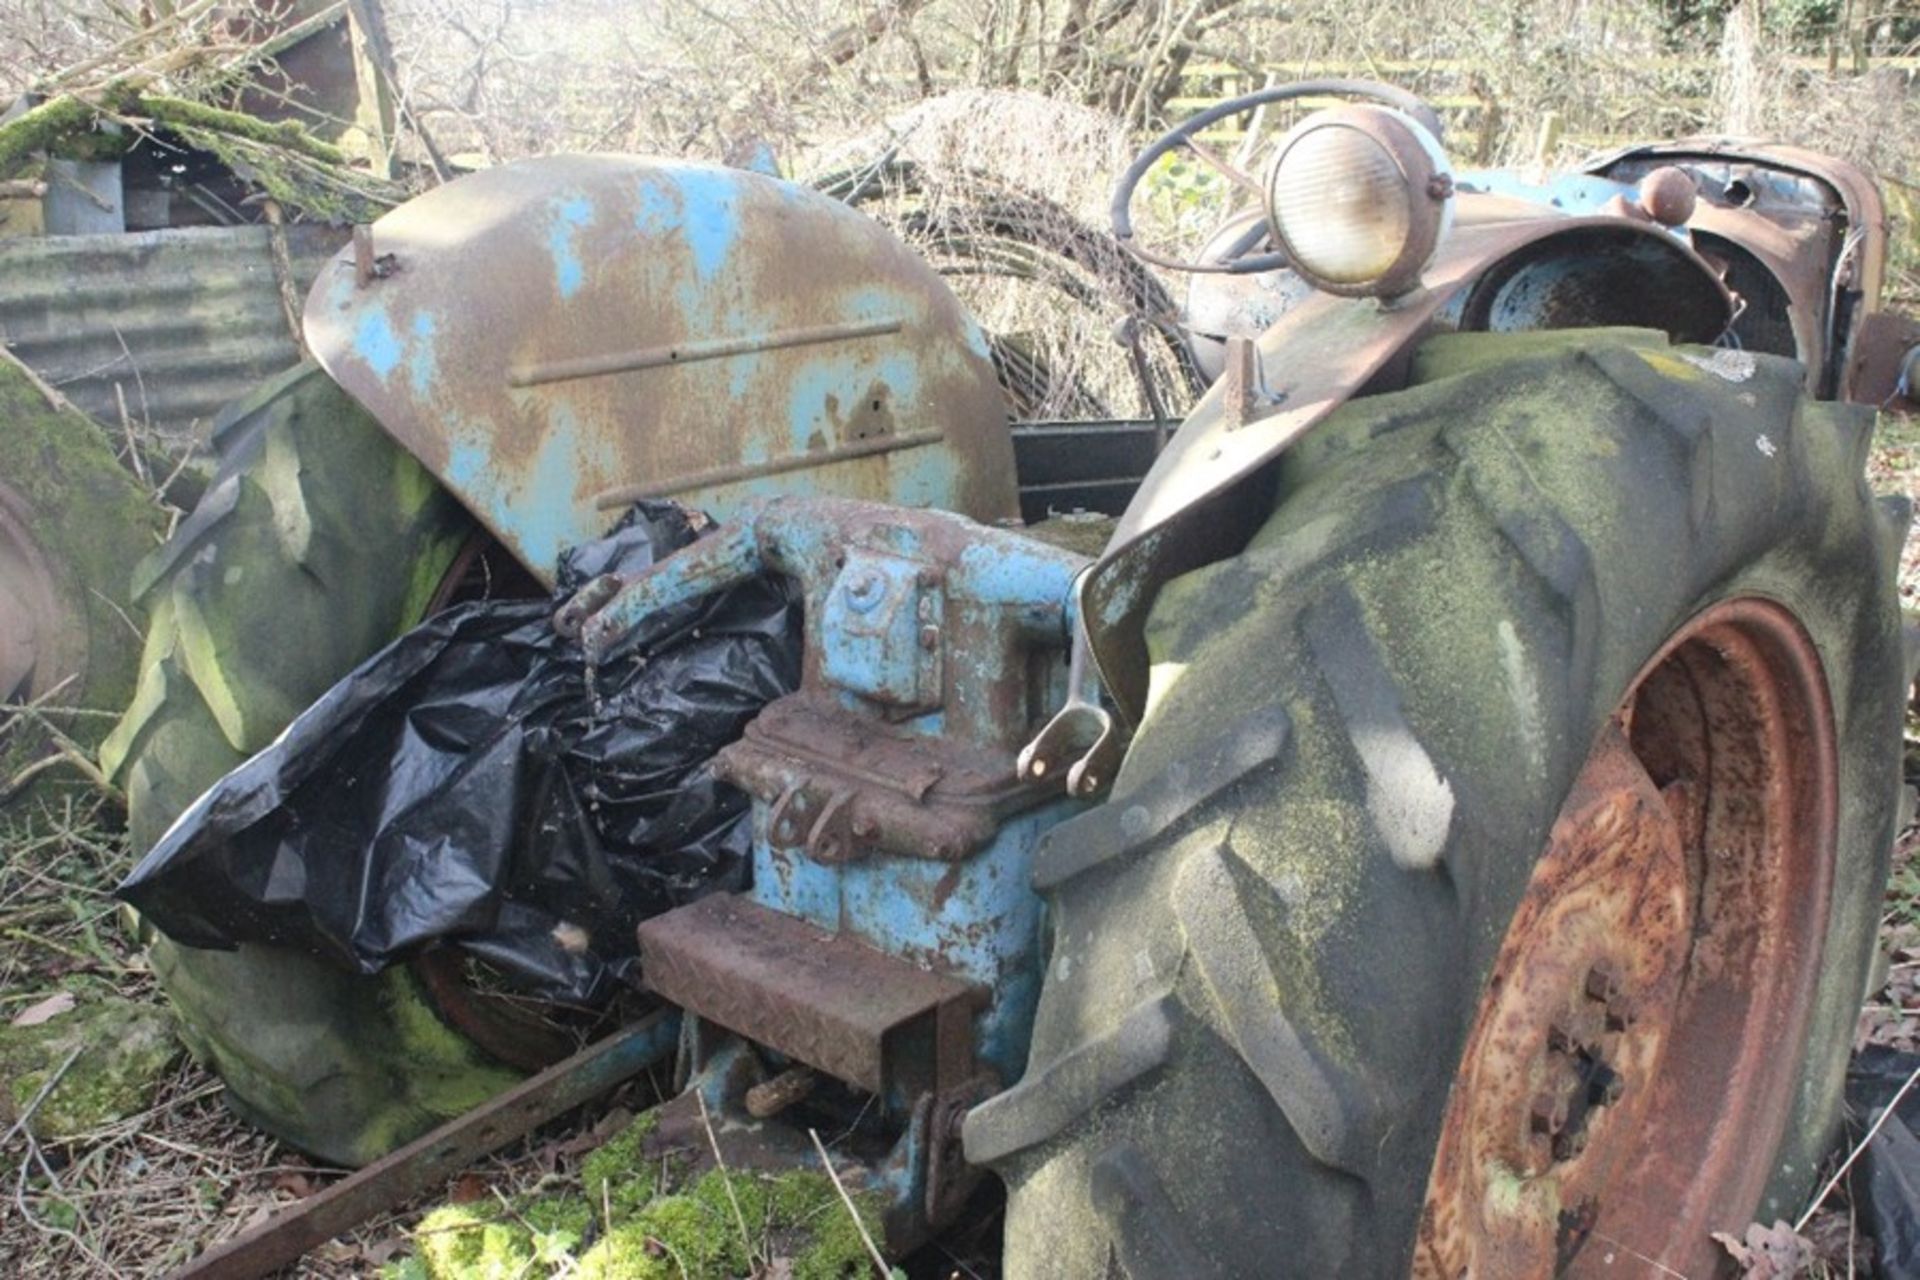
[0,225,347,441]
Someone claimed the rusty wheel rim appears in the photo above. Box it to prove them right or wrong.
[1417,598,1838,1279]
[0,480,72,714]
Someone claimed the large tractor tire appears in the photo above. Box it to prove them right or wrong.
[0,355,162,787]
[968,330,1907,1276]
[99,364,525,1166]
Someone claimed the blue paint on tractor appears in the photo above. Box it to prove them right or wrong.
[671,167,741,281]
[547,196,594,299]
[751,803,1072,1085]
[574,497,1089,1251]
[1456,168,1690,242]
[354,310,403,381]
[633,176,683,236]
[407,313,438,398]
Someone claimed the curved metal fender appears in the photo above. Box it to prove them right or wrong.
[1085,215,1734,725]
[304,155,1018,583]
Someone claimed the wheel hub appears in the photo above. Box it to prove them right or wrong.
[1417,599,1838,1279]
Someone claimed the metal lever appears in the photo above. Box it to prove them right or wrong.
[1017,583,1121,797]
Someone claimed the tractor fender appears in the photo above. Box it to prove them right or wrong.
[303,155,1018,583]
[1085,214,1734,724]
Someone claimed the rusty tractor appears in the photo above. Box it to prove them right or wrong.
[95,80,1920,1276]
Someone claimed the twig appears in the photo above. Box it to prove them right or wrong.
[695,1090,758,1268]
[1796,1056,1920,1231]
[807,1126,890,1279]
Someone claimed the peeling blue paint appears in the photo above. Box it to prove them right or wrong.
[671,167,741,281]
[407,313,438,398]
[547,196,594,299]
[633,177,683,236]
[354,310,402,381]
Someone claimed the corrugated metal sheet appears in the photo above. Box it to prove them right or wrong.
[0,224,347,441]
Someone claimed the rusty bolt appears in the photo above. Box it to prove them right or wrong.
[1546,1023,1576,1054]
[851,815,877,839]
[1604,1002,1634,1033]
[919,625,940,651]
[1552,1130,1589,1161]
[1584,964,1620,1003]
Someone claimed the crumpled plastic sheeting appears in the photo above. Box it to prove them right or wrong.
[117,502,801,1004]
[1847,1044,1920,1279]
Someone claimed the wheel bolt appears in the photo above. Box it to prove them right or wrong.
[1547,1023,1576,1054]
[1585,964,1620,1003]
[1604,1003,1633,1033]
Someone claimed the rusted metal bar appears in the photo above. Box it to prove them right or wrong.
[509,317,906,387]
[592,430,946,509]
[169,1011,680,1280]
[638,892,980,1096]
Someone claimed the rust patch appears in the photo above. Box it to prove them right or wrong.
[1417,599,1837,1279]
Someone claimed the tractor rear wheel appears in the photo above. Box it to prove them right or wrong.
[968,329,1907,1277]
[100,364,540,1166]
[0,356,162,788]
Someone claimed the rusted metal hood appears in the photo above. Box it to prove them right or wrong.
[304,155,1017,582]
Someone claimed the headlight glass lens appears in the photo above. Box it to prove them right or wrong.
[1269,125,1413,285]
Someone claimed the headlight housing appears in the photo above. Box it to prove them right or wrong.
[1264,105,1454,298]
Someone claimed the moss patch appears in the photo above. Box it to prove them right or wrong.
[411,1111,886,1280]
[0,996,177,1139]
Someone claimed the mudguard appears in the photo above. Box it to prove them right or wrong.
[1085,214,1735,723]
[304,156,1018,582]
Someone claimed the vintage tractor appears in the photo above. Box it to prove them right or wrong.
[101,80,1918,1276]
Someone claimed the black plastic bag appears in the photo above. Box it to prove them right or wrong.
[118,502,801,1004]
[1847,1044,1920,1278]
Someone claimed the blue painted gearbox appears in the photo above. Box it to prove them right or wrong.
[574,495,1092,1098]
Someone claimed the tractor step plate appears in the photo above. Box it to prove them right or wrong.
[638,893,981,1095]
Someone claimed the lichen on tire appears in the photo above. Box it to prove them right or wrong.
[0,354,164,785]
[968,329,1906,1277]
[100,362,519,1166]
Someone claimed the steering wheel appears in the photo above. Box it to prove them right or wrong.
[1110,79,1445,275]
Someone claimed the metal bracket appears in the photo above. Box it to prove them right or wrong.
[1018,584,1121,797]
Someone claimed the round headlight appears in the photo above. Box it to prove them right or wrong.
[1265,106,1453,298]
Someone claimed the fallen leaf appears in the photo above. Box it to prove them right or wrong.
[1713,1220,1816,1278]
[10,991,75,1027]
[449,1173,489,1204]
[270,1171,315,1199]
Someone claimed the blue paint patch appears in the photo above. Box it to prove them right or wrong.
[407,313,438,398]
[670,167,741,281]
[354,310,402,381]
[633,177,684,236]
[547,196,594,299]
